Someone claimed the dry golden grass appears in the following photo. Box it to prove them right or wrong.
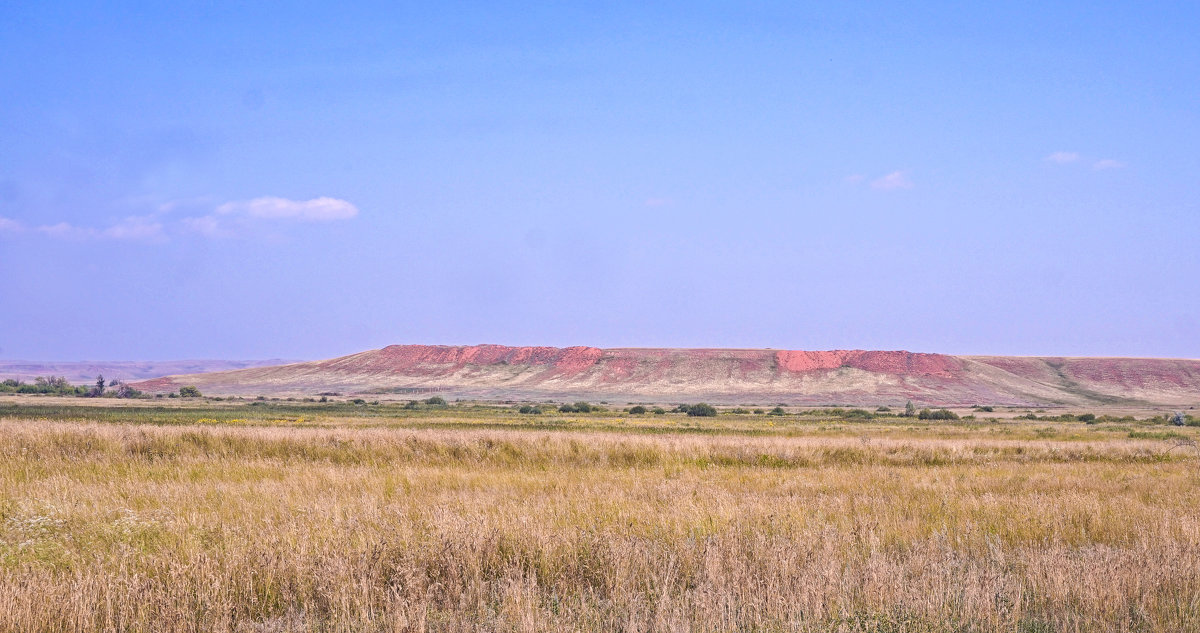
[0,417,1197,632]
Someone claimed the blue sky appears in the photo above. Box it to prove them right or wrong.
[1,2,1198,360]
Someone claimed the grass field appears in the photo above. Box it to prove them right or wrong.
[0,398,1197,632]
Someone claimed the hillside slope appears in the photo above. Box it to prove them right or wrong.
[131,344,1200,406]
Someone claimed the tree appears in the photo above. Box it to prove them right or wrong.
[1171,411,1187,426]
[904,401,916,417]
[87,374,106,397]
[178,386,202,398]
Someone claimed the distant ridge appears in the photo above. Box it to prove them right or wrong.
[0,359,298,385]
[129,344,1200,406]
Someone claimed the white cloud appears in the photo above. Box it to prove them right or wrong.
[1045,151,1080,164]
[180,215,229,238]
[99,217,165,242]
[35,222,92,239]
[0,217,23,233]
[43,219,160,241]
[215,196,358,221]
[0,215,166,242]
[870,171,913,191]
[3,195,357,242]
[1093,159,1125,170]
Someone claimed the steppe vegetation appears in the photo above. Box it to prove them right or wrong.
[0,397,1197,632]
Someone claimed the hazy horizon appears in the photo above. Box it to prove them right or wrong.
[3,3,1197,360]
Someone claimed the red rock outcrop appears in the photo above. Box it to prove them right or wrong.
[774,350,962,377]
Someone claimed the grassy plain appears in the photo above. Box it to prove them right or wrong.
[0,398,1197,632]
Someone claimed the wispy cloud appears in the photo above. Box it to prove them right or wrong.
[184,196,359,238]
[0,217,22,233]
[870,171,913,191]
[214,196,358,221]
[0,196,355,242]
[0,216,164,242]
[1044,151,1080,164]
[98,217,165,241]
[180,214,226,238]
[1043,151,1127,171]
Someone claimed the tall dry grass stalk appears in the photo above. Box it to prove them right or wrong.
[0,420,1196,632]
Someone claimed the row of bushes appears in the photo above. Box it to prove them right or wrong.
[0,376,150,398]
[1,376,88,396]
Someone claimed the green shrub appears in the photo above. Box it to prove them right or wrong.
[573,402,593,413]
[917,408,958,420]
[178,386,202,398]
[651,407,666,415]
[628,405,647,415]
[767,406,786,416]
[686,403,717,417]
[424,396,447,406]
[1078,413,1096,423]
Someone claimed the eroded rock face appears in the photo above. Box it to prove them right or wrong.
[344,346,963,379]
[773,350,963,377]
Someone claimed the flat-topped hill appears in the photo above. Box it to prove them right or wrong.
[130,344,1200,406]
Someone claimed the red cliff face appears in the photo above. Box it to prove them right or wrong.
[774,350,963,377]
